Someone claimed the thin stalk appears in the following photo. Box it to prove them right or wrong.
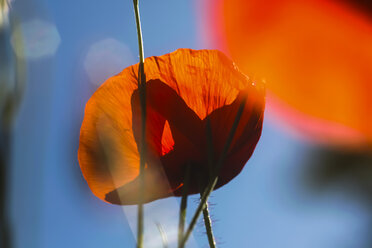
[0,14,25,248]
[202,201,216,248]
[133,0,145,65]
[179,97,247,247]
[132,1,146,248]
[201,117,217,248]
[198,174,216,248]
[0,128,11,248]
[179,178,217,248]
[178,166,190,248]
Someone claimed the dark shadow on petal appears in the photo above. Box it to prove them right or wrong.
[127,79,207,202]
[131,79,204,157]
[342,0,372,17]
[202,89,264,187]
[125,80,264,203]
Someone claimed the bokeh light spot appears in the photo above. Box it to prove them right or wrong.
[83,38,134,86]
[11,19,61,59]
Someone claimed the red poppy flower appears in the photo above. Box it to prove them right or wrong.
[78,49,265,205]
[204,0,372,147]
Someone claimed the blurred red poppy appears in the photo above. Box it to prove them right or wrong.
[78,49,265,205]
[204,0,372,147]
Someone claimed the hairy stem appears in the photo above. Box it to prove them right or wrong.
[178,166,190,248]
[179,97,247,247]
[202,201,216,248]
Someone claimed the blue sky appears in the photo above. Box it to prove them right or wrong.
[8,0,370,247]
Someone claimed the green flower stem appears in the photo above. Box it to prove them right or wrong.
[132,1,146,248]
[0,14,25,248]
[178,166,190,248]
[198,175,216,248]
[179,97,247,247]
[133,0,145,65]
[0,129,11,248]
[203,118,217,247]
[202,201,216,248]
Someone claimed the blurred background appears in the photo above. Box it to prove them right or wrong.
[1,0,372,247]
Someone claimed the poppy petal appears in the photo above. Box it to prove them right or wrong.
[78,74,140,202]
[78,49,265,205]
[131,79,204,157]
[203,86,265,188]
[206,0,372,145]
